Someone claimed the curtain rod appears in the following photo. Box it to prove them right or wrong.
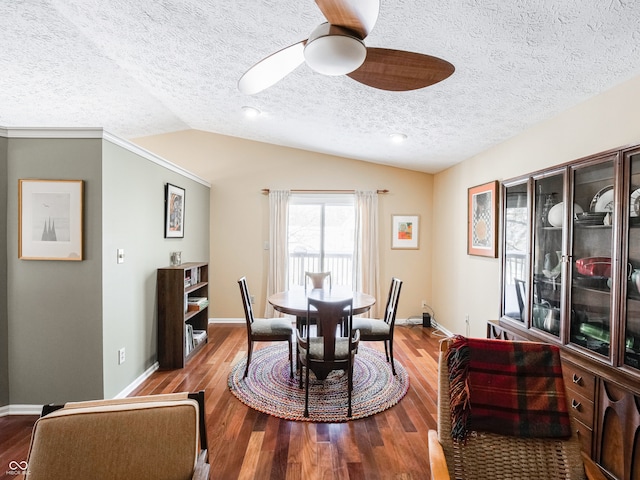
[261,189,389,195]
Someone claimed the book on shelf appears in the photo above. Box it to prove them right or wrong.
[185,324,195,355]
[187,297,209,312]
[192,330,207,346]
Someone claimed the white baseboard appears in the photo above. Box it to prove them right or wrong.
[0,362,161,416]
[209,317,244,324]
[0,404,43,417]
[114,361,160,399]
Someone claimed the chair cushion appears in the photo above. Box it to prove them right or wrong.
[308,337,351,360]
[352,318,390,336]
[252,318,293,335]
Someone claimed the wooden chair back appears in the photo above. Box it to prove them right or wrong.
[305,271,332,290]
[238,276,255,328]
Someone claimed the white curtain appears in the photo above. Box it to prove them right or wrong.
[353,190,380,318]
[265,190,290,317]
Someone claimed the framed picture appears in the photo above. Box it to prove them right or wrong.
[468,180,499,257]
[391,215,419,249]
[165,183,185,238]
[19,179,83,261]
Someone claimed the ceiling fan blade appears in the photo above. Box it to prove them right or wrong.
[347,48,455,91]
[238,41,306,95]
[315,0,379,39]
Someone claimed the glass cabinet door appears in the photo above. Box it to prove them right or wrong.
[532,172,565,337]
[569,157,616,357]
[502,182,530,323]
[624,151,640,370]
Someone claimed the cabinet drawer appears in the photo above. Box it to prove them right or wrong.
[566,389,594,428]
[573,418,593,456]
[562,362,596,401]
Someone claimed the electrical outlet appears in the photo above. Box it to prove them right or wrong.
[118,348,126,365]
[421,300,428,309]
[250,295,255,304]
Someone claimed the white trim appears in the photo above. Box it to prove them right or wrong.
[113,362,160,399]
[209,317,244,324]
[0,126,210,187]
[0,404,43,417]
[0,127,104,138]
[431,320,454,338]
[0,363,161,416]
[103,131,210,187]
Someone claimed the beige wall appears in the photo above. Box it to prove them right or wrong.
[432,74,640,338]
[134,131,433,321]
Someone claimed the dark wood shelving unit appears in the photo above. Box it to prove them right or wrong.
[157,262,209,369]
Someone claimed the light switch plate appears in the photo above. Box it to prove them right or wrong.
[117,248,125,264]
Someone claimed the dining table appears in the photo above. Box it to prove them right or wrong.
[268,286,376,320]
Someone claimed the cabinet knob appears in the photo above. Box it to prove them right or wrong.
[571,399,581,410]
[572,373,582,385]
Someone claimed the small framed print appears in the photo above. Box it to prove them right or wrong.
[165,183,185,238]
[468,181,499,258]
[19,179,84,260]
[391,215,419,249]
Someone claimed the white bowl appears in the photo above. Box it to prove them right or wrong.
[547,202,584,227]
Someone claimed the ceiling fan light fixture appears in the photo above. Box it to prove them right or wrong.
[304,23,366,76]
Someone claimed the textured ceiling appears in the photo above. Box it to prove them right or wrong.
[2,1,640,173]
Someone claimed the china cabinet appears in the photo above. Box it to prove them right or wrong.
[494,145,640,480]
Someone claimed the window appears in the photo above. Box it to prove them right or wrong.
[288,194,355,289]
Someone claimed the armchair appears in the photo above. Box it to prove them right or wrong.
[25,391,209,480]
[428,337,606,480]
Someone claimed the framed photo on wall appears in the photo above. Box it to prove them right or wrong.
[165,183,185,238]
[19,179,84,261]
[467,180,499,257]
[391,214,419,249]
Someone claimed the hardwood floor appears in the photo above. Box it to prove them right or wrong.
[0,324,445,480]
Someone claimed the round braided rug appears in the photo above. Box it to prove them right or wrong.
[228,343,409,422]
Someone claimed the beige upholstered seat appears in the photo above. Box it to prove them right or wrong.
[352,277,402,375]
[238,276,293,378]
[428,338,606,480]
[25,392,209,480]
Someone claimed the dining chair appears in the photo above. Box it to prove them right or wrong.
[238,276,293,378]
[428,336,606,480]
[352,277,402,375]
[297,297,360,417]
[305,271,332,290]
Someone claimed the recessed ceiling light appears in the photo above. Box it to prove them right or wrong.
[241,106,261,118]
[389,133,407,143]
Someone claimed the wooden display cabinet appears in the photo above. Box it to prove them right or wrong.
[157,262,209,369]
[495,145,640,480]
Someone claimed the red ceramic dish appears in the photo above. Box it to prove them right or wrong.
[575,257,611,277]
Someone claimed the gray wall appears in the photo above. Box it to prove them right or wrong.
[0,137,8,407]
[7,138,104,405]
[1,133,210,407]
[101,140,210,398]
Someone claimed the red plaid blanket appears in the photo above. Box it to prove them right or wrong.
[446,335,572,441]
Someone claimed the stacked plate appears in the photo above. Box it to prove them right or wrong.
[574,212,607,225]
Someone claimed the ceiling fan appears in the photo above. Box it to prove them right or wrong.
[238,0,455,95]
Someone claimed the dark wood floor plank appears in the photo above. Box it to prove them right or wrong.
[0,324,442,479]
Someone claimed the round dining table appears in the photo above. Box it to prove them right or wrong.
[268,287,376,318]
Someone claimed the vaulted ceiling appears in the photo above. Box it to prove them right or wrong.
[2,1,640,173]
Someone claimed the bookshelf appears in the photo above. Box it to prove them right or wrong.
[157,262,209,368]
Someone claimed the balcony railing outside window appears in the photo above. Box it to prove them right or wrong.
[288,251,353,289]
